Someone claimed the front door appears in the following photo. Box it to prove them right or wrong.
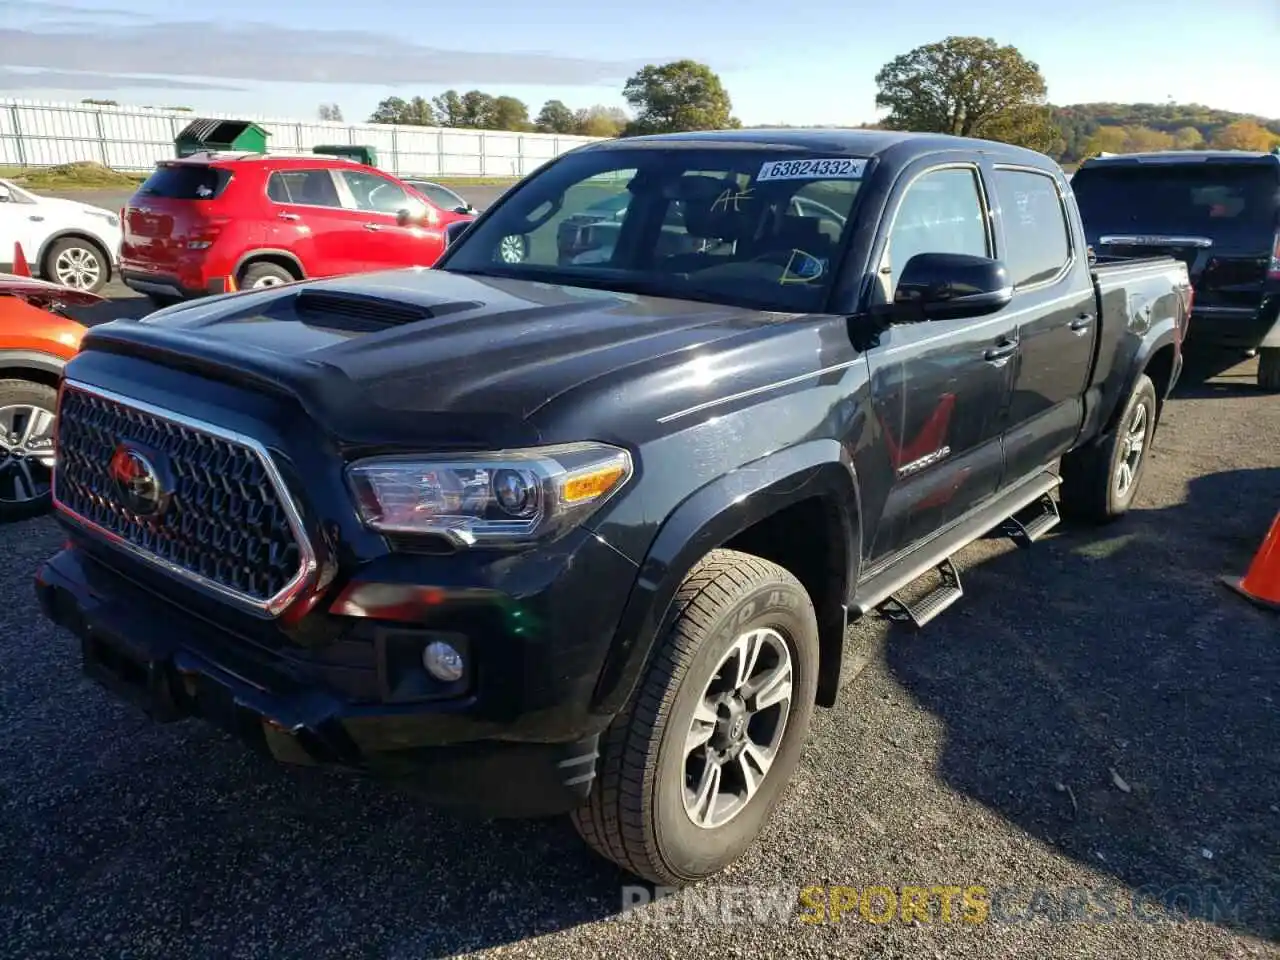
[862,161,1020,564]
[336,169,448,269]
[988,164,1097,483]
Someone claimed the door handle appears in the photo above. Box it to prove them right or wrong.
[28,215,44,222]
[278,212,300,221]
[363,222,382,231]
[1070,313,1094,333]
[984,339,1018,363]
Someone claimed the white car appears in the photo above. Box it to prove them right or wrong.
[0,179,121,293]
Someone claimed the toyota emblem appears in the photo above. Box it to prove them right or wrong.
[108,444,167,517]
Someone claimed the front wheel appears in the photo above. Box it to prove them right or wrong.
[0,379,58,521]
[44,238,108,293]
[571,548,819,886]
[238,262,296,289]
[1058,373,1158,524]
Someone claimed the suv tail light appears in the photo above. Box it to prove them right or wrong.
[1268,233,1280,281]
[186,216,232,250]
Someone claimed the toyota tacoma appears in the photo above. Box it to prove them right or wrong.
[36,129,1192,886]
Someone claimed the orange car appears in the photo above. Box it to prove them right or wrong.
[0,273,97,520]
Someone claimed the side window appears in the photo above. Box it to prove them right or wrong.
[884,167,989,296]
[267,170,342,208]
[993,168,1071,287]
[340,170,411,215]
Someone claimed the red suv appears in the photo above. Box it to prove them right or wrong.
[120,154,477,303]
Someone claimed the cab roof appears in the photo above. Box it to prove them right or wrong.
[578,127,1060,169]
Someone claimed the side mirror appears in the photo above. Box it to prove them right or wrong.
[396,208,415,227]
[444,220,473,248]
[893,252,1012,323]
[0,185,10,202]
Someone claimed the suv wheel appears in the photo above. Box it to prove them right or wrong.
[1059,372,1157,524]
[498,234,529,264]
[45,238,107,293]
[0,379,58,521]
[239,262,295,289]
[571,548,819,885]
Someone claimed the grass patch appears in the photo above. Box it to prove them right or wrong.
[430,176,521,189]
[0,162,145,190]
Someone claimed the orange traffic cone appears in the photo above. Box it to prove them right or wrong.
[1221,511,1280,611]
[12,242,31,277]
[225,274,237,292]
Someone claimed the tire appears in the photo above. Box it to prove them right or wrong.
[43,237,108,293]
[1058,372,1158,524]
[571,548,819,886]
[0,379,59,522]
[238,262,296,290]
[497,234,529,264]
[1258,348,1280,392]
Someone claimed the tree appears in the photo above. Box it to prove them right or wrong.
[1081,126,1128,158]
[1212,119,1278,151]
[535,99,577,134]
[1123,125,1174,152]
[874,36,1058,153]
[318,102,344,122]
[368,96,435,125]
[489,95,531,131]
[432,90,465,127]
[1171,126,1204,150]
[621,60,738,135]
[574,105,628,138]
[457,90,496,128]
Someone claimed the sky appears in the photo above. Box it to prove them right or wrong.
[0,0,1277,126]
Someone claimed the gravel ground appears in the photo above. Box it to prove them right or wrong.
[3,209,1279,957]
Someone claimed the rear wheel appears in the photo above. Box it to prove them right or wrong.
[1258,348,1280,391]
[1059,373,1158,524]
[238,262,296,290]
[43,237,108,293]
[571,548,819,885]
[0,379,58,522]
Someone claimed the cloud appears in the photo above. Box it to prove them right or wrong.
[0,67,245,92]
[0,21,655,88]
[0,0,143,19]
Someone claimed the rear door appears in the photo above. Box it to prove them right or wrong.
[123,163,234,273]
[335,169,447,269]
[262,168,369,277]
[1072,159,1279,332]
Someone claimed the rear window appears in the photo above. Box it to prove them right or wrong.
[136,164,232,200]
[1072,163,1280,232]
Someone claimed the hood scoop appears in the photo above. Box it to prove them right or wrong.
[293,288,483,332]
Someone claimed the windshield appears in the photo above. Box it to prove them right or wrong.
[1072,163,1280,236]
[440,147,867,312]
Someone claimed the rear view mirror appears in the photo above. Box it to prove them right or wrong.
[893,252,1012,323]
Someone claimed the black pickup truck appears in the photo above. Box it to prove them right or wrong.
[1072,149,1280,388]
[36,129,1192,886]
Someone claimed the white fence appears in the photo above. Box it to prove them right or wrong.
[0,98,607,178]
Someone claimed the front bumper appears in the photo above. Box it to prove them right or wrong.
[35,542,621,819]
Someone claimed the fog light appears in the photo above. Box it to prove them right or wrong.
[422,640,464,682]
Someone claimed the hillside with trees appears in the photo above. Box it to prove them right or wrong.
[1054,103,1280,161]
[361,40,1279,164]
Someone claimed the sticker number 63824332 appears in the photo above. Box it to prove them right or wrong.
[757,158,868,182]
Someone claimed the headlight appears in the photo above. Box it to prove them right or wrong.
[85,209,119,228]
[346,442,633,546]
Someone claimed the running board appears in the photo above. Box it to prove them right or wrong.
[852,471,1063,624]
[999,492,1061,548]
[878,558,963,627]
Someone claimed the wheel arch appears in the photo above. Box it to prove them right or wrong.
[591,439,862,718]
[232,249,306,284]
[0,350,66,390]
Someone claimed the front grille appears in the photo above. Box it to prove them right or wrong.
[53,383,306,609]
